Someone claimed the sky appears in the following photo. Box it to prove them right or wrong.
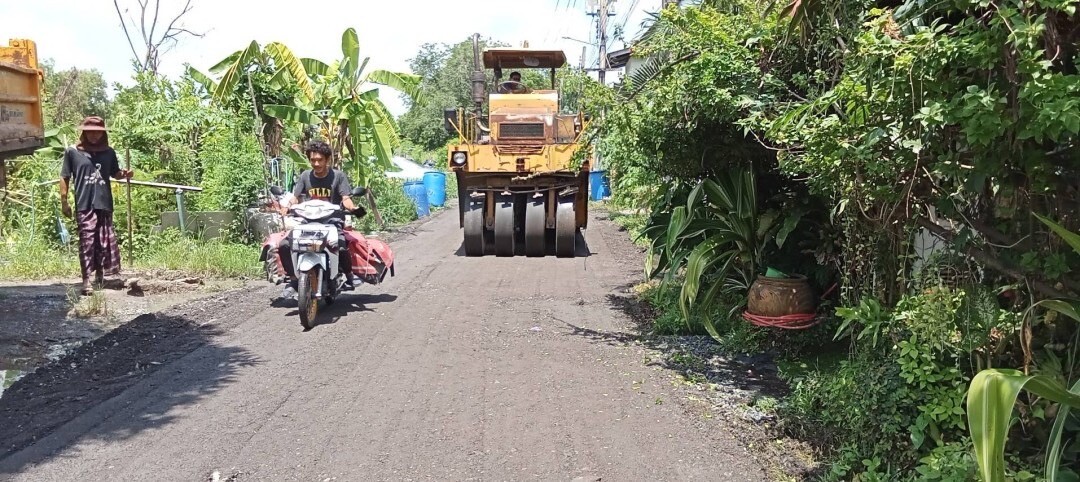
[2,0,658,117]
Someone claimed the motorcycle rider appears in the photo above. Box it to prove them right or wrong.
[277,140,361,293]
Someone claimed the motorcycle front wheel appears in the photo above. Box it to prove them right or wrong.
[298,266,321,330]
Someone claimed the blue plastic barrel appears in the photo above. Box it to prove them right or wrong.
[423,171,447,207]
[403,180,430,218]
[589,170,611,201]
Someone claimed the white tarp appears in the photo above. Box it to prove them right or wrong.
[384,157,435,181]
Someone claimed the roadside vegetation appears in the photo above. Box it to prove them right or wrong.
[589,0,1080,480]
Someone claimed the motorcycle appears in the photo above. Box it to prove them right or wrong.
[258,185,395,330]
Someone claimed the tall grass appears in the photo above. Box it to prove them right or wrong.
[0,232,260,281]
[133,236,260,279]
[2,173,447,281]
[608,211,650,247]
[0,239,80,279]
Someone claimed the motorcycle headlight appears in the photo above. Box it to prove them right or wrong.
[452,152,467,165]
[294,238,324,252]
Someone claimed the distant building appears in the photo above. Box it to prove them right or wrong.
[605,47,637,81]
[604,0,691,86]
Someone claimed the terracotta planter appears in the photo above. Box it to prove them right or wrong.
[746,274,816,317]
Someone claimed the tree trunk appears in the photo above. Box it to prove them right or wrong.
[334,120,349,169]
[264,119,283,157]
[916,217,1077,300]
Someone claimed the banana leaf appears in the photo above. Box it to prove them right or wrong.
[367,69,424,103]
[262,105,320,126]
[212,41,261,102]
[265,42,313,102]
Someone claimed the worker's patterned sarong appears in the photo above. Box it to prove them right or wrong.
[76,209,121,280]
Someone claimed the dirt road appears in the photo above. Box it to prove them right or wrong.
[0,204,767,481]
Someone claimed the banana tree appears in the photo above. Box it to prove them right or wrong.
[260,28,421,187]
[967,214,1080,482]
[192,39,319,158]
[208,40,315,105]
[34,125,79,159]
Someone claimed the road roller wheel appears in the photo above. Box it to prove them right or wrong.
[494,194,516,257]
[525,196,546,257]
[463,196,485,256]
[555,199,576,258]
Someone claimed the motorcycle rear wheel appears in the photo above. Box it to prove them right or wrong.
[298,267,320,330]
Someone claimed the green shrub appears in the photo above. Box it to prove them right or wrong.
[913,441,977,482]
[198,124,265,215]
[444,170,458,200]
[780,285,1027,479]
[353,176,417,233]
[781,352,915,464]
[640,283,695,335]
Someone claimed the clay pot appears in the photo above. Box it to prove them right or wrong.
[746,274,816,317]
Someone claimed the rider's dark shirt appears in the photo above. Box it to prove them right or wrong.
[293,169,350,204]
[292,169,351,221]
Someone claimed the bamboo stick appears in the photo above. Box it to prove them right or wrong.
[111,179,203,191]
[125,148,133,262]
[37,178,203,191]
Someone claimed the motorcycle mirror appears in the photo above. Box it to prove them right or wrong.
[350,186,368,197]
[269,186,284,196]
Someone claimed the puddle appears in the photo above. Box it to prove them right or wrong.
[0,355,39,371]
[0,341,87,400]
[0,358,39,401]
[0,369,30,399]
[0,282,107,400]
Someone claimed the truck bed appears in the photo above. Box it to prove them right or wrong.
[0,38,45,158]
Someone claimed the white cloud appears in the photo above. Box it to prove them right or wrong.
[2,0,656,117]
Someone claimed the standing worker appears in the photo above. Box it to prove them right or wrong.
[59,116,133,295]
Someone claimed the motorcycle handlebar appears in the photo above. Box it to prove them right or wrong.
[284,204,367,220]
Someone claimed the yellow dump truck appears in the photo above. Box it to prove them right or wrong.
[445,35,591,257]
[0,38,45,188]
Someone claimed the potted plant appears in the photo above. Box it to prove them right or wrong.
[746,267,816,318]
[642,167,820,334]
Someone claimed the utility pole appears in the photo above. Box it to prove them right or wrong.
[585,0,617,83]
[598,0,609,85]
[583,0,618,173]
